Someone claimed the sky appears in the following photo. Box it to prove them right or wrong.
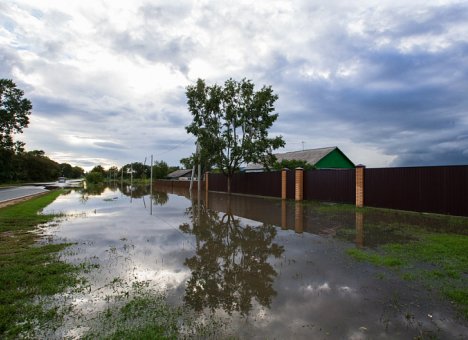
[1,0,468,170]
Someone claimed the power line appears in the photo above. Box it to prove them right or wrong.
[158,135,195,155]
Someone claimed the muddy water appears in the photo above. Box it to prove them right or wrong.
[41,184,468,339]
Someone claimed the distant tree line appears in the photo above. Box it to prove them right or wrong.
[0,149,84,183]
[85,161,179,184]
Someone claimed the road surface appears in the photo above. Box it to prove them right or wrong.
[0,186,49,204]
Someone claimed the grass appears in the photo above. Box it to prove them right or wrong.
[347,231,468,319]
[81,281,222,340]
[0,190,79,339]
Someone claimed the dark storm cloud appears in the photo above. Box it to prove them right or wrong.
[263,3,468,166]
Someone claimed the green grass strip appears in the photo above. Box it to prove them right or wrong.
[0,190,78,339]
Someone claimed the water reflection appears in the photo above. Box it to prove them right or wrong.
[39,185,468,339]
[180,199,284,315]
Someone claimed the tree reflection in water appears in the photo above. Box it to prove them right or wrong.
[151,191,169,206]
[180,200,284,316]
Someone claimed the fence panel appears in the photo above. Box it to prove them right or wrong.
[286,170,295,199]
[231,172,282,197]
[364,165,468,216]
[209,172,281,197]
[209,173,228,192]
[303,169,356,204]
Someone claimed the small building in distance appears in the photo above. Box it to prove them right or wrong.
[166,169,193,180]
[243,146,355,172]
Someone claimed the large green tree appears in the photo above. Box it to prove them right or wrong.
[0,79,32,150]
[0,79,32,181]
[185,78,285,193]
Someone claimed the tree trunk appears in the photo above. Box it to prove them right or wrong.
[227,174,232,195]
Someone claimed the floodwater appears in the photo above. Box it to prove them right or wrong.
[40,184,468,339]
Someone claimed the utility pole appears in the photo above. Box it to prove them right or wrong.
[130,163,133,202]
[189,141,198,192]
[150,154,153,215]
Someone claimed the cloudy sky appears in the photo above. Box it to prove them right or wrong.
[1,0,468,170]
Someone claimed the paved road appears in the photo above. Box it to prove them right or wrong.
[0,186,49,203]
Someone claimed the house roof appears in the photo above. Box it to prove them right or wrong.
[275,146,337,166]
[166,169,193,178]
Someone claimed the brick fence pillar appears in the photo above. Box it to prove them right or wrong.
[281,168,288,200]
[355,164,365,208]
[295,167,303,201]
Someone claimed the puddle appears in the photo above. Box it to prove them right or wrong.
[39,184,468,339]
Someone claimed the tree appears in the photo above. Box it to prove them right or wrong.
[0,79,32,150]
[90,165,106,175]
[152,160,169,179]
[273,159,315,171]
[121,162,149,179]
[179,156,193,170]
[0,79,32,182]
[107,166,119,180]
[185,78,285,193]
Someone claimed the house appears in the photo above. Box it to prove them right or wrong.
[275,146,355,169]
[243,146,355,172]
[166,169,194,180]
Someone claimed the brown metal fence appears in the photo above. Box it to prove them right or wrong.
[209,172,282,197]
[364,165,468,216]
[286,170,295,199]
[304,169,355,204]
[207,165,468,217]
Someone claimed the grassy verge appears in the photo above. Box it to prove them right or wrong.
[0,190,79,339]
[347,232,468,319]
[81,281,222,339]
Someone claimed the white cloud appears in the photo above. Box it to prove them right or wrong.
[2,0,468,169]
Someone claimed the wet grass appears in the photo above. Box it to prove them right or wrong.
[0,190,79,339]
[81,281,223,339]
[347,231,468,319]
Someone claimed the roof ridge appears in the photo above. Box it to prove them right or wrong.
[276,146,336,154]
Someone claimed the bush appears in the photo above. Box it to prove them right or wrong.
[85,171,104,184]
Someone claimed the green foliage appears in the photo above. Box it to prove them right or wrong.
[179,156,193,169]
[185,78,285,192]
[0,148,80,183]
[82,285,222,339]
[0,79,32,151]
[121,162,149,179]
[85,171,105,184]
[0,190,79,338]
[90,165,106,174]
[180,150,213,174]
[152,160,169,179]
[273,159,315,171]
